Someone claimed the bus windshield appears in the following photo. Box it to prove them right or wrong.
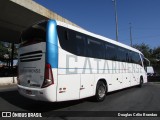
[20,21,47,47]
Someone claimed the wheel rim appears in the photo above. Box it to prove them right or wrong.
[98,85,106,98]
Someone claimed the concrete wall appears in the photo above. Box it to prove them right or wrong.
[10,0,80,28]
[0,77,17,85]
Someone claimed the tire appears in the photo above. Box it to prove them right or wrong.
[94,81,106,102]
[139,77,143,88]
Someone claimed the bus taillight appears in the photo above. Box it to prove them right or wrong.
[42,63,54,88]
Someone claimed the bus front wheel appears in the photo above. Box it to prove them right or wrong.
[139,77,143,88]
[94,81,106,102]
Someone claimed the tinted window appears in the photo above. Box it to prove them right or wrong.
[21,21,47,47]
[87,38,105,59]
[117,47,127,62]
[75,34,86,56]
[57,26,142,65]
[126,50,131,62]
[105,43,117,61]
[57,26,86,56]
[57,26,75,54]
[133,53,142,65]
[130,51,142,65]
[141,54,149,67]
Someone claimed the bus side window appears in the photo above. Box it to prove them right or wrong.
[76,34,86,56]
[105,43,117,61]
[117,47,126,62]
[87,38,105,59]
[138,53,143,66]
[126,51,130,62]
[65,30,69,40]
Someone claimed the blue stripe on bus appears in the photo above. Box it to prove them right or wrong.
[46,20,58,68]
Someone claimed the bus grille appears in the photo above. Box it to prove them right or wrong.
[20,51,43,62]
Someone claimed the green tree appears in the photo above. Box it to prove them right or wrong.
[0,41,8,61]
[152,47,160,74]
[152,46,160,60]
[132,43,151,58]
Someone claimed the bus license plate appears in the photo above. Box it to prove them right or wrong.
[26,90,32,95]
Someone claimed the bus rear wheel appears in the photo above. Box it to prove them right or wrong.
[94,81,106,102]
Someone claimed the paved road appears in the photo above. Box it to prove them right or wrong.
[0,83,160,120]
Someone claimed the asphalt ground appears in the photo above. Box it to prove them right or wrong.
[0,82,160,120]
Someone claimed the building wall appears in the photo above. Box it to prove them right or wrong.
[10,0,80,28]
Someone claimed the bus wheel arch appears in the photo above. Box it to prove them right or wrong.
[94,79,108,102]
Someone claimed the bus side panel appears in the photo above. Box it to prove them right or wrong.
[79,57,95,99]
[122,73,131,88]
[129,64,143,86]
[57,49,80,101]
[80,74,95,99]
[57,74,80,101]
[132,64,138,86]
[51,69,58,101]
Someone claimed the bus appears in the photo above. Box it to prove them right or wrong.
[17,19,147,102]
